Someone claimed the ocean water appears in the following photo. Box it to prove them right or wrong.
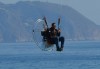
[0,41,100,69]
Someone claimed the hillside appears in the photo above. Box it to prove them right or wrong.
[0,1,100,42]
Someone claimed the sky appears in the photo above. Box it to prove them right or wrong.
[0,0,100,25]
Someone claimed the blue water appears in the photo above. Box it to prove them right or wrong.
[0,41,100,69]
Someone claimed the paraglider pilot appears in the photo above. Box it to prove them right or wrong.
[42,17,65,51]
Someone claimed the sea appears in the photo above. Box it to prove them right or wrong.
[0,41,100,69]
